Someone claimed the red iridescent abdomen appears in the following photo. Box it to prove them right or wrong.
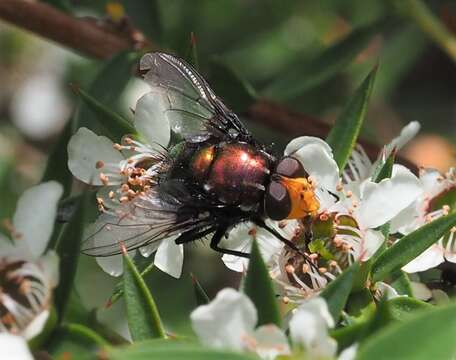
[192,142,270,206]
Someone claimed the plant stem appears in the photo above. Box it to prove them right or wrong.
[399,0,456,63]
[63,323,111,347]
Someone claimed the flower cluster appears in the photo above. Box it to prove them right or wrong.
[191,288,356,360]
[0,182,62,358]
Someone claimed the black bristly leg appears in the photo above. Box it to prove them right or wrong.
[175,227,216,245]
[210,226,251,258]
[254,218,320,272]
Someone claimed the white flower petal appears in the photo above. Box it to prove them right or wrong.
[338,344,358,360]
[420,168,444,196]
[402,245,444,273]
[139,241,162,258]
[221,221,286,273]
[389,202,420,234]
[39,250,60,288]
[68,127,124,185]
[134,91,171,147]
[251,325,291,360]
[384,121,420,158]
[290,298,336,358]
[289,142,339,192]
[96,254,125,277]
[295,297,335,328]
[191,288,257,351]
[0,334,33,360]
[410,281,432,301]
[22,310,50,340]
[358,165,422,229]
[12,181,63,258]
[375,282,400,300]
[284,136,334,157]
[154,237,183,278]
[360,229,384,261]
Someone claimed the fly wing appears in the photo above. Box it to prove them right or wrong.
[82,189,210,257]
[139,52,253,143]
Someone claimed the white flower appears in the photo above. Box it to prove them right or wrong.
[0,333,34,360]
[289,297,337,358]
[191,288,290,359]
[268,164,421,303]
[391,168,456,273]
[191,288,348,359]
[221,136,339,272]
[342,121,420,186]
[329,164,422,262]
[68,88,184,278]
[0,182,62,340]
[220,219,300,273]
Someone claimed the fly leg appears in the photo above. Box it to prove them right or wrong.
[210,226,251,258]
[254,218,320,272]
[175,227,216,244]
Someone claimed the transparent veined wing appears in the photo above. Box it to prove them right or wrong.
[139,52,252,144]
[82,189,212,257]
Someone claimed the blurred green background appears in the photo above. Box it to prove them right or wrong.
[0,0,455,337]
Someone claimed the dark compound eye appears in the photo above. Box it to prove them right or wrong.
[264,180,291,220]
[275,157,307,178]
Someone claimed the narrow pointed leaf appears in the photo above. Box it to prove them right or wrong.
[372,211,456,282]
[122,249,166,340]
[190,273,210,306]
[54,191,88,319]
[387,297,432,321]
[372,149,395,183]
[106,339,258,360]
[263,25,376,100]
[244,239,281,327]
[326,66,377,170]
[184,32,199,69]
[75,86,135,140]
[209,57,257,113]
[390,270,413,296]
[75,51,139,137]
[357,302,456,360]
[108,258,155,306]
[320,262,359,321]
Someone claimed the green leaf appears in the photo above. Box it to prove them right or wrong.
[108,258,155,306]
[61,323,110,347]
[244,239,281,327]
[331,320,366,351]
[184,32,199,69]
[75,51,139,137]
[263,25,376,100]
[371,211,456,282]
[106,339,258,360]
[320,262,359,321]
[372,149,395,183]
[53,191,88,319]
[387,297,432,322]
[122,248,166,340]
[209,57,257,113]
[326,66,377,170]
[390,270,413,296]
[120,1,162,45]
[190,273,210,306]
[74,86,135,140]
[357,302,456,360]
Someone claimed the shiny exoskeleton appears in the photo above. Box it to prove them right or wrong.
[83,52,320,260]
